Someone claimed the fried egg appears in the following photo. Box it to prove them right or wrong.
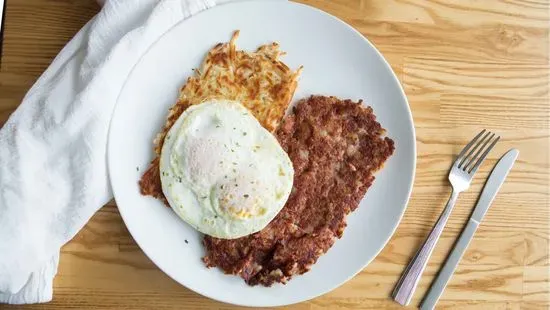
[159,99,294,239]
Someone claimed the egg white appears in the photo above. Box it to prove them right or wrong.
[159,99,294,239]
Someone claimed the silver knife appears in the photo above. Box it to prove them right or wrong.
[420,148,519,310]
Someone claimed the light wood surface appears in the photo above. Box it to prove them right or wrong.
[1,0,548,309]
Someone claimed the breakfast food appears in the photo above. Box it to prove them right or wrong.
[203,95,395,285]
[139,31,302,203]
[139,31,396,286]
[159,100,294,239]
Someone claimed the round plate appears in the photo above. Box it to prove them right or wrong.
[108,1,415,307]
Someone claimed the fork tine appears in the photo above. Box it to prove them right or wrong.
[454,130,486,166]
[463,132,495,171]
[468,135,500,174]
[459,130,492,168]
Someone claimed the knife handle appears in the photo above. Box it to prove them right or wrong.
[420,218,479,310]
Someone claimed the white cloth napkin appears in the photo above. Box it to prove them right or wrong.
[0,0,241,304]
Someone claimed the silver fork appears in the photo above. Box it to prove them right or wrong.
[392,129,500,306]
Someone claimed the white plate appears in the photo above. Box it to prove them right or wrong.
[108,1,415,307]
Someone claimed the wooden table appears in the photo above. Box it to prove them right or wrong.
[1,0,548,309]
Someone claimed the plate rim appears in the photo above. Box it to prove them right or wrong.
[107,0,416,307]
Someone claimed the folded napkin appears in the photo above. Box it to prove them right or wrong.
[0,0,241,304]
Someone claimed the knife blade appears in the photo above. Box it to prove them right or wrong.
[470,149,519,223]
[420,148,519,310]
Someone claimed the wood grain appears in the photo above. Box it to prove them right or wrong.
[0,0,548,309]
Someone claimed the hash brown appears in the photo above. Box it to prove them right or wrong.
[140,31,302,199]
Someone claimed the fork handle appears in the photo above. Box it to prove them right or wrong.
[392,190,459,306]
